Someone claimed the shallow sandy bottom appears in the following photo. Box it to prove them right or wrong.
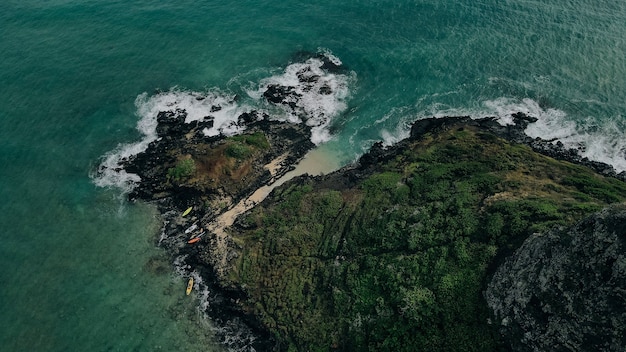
[273,146,342,187]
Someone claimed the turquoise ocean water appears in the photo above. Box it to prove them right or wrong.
[1,1,625,350]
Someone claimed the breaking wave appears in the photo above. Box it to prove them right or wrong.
[406,97,626,172]
[248,51,355,145]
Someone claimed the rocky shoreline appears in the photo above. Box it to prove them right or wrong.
[113,54,626,350]
[114,53,348,350]
[122,103,318,350]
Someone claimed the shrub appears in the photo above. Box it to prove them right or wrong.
[225,142,252,159]
[226,132,270,160]
[167,158,196,181]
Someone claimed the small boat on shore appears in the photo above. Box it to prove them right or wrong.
[184,223,198,234]
[186,277,194,295]
[188,237,201,244]
[182,206,193,217]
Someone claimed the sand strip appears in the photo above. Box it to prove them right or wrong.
[205,147,341,273]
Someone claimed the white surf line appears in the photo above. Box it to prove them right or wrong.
[204,149,341,275]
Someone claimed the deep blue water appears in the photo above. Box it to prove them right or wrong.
[1,1,625,350]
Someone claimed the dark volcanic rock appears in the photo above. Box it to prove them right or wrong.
[485,205,626,352]
[263,84,298,105]
[156,109,187,137]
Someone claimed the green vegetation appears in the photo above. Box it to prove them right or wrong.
[225,132,270,160]
[167,157,196,181]
[228,126,626,351]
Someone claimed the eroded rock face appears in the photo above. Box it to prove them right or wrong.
[485,205,626,352]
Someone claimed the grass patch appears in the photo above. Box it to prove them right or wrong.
[225,132,270,160]
[167,157,196,181]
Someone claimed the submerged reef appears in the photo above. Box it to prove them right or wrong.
[119,66,626,350]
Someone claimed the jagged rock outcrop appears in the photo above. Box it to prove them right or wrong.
[485,205,626,352]
[408,114,626,181]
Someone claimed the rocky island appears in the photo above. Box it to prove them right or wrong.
[113,55,626,351]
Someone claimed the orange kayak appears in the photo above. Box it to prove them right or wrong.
[188,237,201,244]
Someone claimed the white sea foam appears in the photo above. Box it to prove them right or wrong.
[476,97,626,172]
[525,113,626,172]
[249,53,355,144]
[172,256,212,315]
[136,89,250,137]
[92,94,161,192]
[380,119,412,147]
[93,89,253,190]
[94,50,353,192]
[172,252,258,351]
[411,97,626,172]
[319,47,343,66]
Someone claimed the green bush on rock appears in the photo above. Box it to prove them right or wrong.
[225,132,270,160]
[167,158,196,181]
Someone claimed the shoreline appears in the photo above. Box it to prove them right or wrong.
[108,53,354,350]
[274,145,343,185]
[120,112,626,351]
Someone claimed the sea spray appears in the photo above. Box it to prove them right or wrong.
[483,97,626,172]
[248,54,355,145]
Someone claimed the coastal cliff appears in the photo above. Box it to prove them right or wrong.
[486,204,626,351]
[116,60,626,350]
[218,117,626,351]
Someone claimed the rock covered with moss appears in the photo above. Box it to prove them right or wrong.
[220,117,626,351]
[485,204,626,352]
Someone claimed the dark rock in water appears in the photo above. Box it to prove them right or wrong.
[485,205,626,352]
[289,50,344,72]
[237,111,260,124]
[296,67,320,83]
[156,110,187,137]
[263,84,297,104]
[357,141,389,167]
[318,84,332,95]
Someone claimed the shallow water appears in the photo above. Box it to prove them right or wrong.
[1,0,625,350]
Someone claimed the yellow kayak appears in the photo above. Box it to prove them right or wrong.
[182,206,193,217]
[186,277,194,295]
